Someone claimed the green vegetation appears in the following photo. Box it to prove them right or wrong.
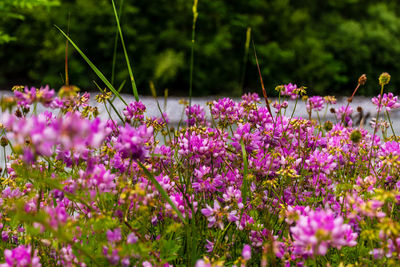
[1,0,400,96]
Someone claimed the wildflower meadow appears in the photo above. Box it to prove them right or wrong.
[0,73,400,266]
[2,1,400,266]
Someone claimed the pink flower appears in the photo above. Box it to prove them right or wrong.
[371,92,400,112]
[1,245,41,267]
[114,124,153,160]
[107,228,122,243]
[290,209,357,257]
[123,101,146,121]
[242,244,251,260]
[306,96,325,112]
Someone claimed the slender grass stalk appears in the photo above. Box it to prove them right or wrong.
[240,27,251,95]
[111,0,139,101]
[111,0,124,86]
[241,141,249,205]
[252,40,273,121]
[368,83,385,175]
[189,0,198,109]
[385,109,397,139]
[55,25,127,106]
[65,12,71,86]
[342,74,366,124]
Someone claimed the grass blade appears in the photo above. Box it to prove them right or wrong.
[111,0,139,101]
[111,0,124,86]
[241,141,248,206]
[138,161,187,224]
[55,25,127,106]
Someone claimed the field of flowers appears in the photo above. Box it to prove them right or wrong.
[0,73,399,266]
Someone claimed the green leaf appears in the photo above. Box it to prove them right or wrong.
[111,0,139,101]
[54,25,128,106]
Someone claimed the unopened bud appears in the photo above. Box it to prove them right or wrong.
[379,72,391,86]
[358,74,367,85]
[350,129,362,143]
[15,109,22,118]
[330,108,336,114]
[0,136,7,147]
[357,106,363,113]
[324,121,333,132]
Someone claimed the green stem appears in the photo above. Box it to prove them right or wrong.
[368,84,385,175]
[386,109,397,139]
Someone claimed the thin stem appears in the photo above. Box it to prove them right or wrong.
[368,84,385,175]
[386,109,397,139]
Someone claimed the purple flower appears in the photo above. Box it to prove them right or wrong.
[114,124,153,160]
[123,101,146,121]
[372,92,400,112]
[127,232,138,244]
[1,245,41,267]
[185,104,207,126]
[241,93,260,103]
[290,209,357,257]
[306,96,325,112]
[107,228,122,243]
[281,83,299,99]
[14,85,55,108]
[242,244,251,260]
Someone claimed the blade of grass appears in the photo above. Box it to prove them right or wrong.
[240,141,248,207]
[240,27,251,95]
[111,0,139,101]
[137,161,187,224]
[252,40,273,121]
[55,25,127,106]
[189,0,198,108]
[111,0,124,86]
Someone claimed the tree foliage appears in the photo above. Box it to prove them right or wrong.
[1,0,400,96]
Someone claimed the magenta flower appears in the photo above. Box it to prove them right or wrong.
[371,92,400,112]
[201,200,225,229]
[107,228,122,243]
[114,124,153,160]
[14,85,55,108]
[242,244,251,260]
[241,92,260,103]
[1,245,41,267]
[186,104,207,126]
[290,209,357,257]
[306,96,325,112]
[281,83,299,99]
[123,101,146,121]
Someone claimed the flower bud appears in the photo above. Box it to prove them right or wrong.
[0,137,8,147]
[324,121,333,132]
[350,129,362,143]
[379,72,390,86]
[358,74,367,85]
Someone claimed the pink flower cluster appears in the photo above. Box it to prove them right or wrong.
[290,209,357,257]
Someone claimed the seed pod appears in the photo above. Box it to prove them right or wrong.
[350,129,362,143]
[0,136,7,147]
[379,72,391,86]
[324,121,333,132]
[358,74,367,85]
[15,109,22,118]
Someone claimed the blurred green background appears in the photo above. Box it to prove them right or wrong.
[1,0,400,96]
